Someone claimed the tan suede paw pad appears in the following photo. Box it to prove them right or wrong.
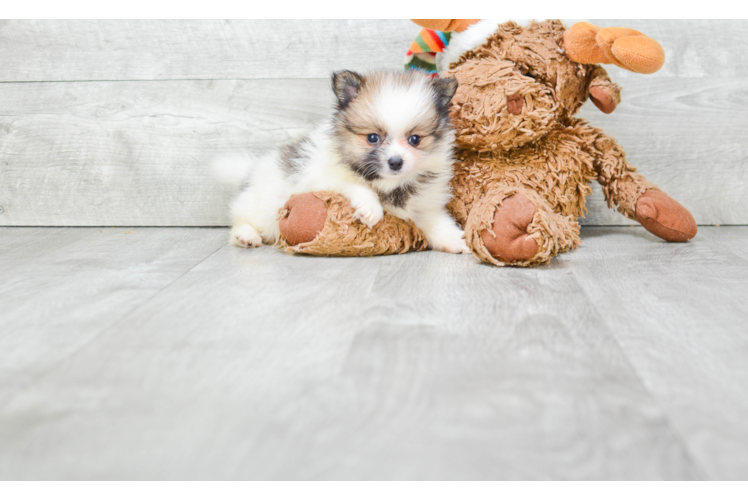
[481,194,539,262]
[636,190,698,242]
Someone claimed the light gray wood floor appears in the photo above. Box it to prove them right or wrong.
[1,226,747,480]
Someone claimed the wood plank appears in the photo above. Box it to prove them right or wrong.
[0,229,700,479]
[0,20,418,82]
[0,79,332,226]
[0,227,227,402]
[567,226,748,480]
[1,20,744,82]
[0,227,65,252]
[706,226,748,262]
[590,20,748,80]
[1,77,745,226]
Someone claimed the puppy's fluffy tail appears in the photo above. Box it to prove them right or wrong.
[211,151,256,190]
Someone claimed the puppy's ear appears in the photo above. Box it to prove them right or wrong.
[332,70,365,110]
[431,77,458,114]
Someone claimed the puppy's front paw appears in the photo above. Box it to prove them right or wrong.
[453,238,472,255]
[231,224,263,248]
[429,227,471,254]
[437,231,471,254]
[351,199,384,228]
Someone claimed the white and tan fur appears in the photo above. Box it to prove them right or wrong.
[214,70,468,254]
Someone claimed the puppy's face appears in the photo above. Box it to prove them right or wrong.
[331,71,457,183]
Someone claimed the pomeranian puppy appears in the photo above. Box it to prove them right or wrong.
[214,69,469,254]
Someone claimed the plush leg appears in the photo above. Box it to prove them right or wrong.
[276,192,429,257]
[464,187,581,267]
[588,127,697,242]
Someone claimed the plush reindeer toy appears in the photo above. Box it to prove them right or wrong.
[278,20,697,266]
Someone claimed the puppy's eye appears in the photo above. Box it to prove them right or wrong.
[366,133,380,145]
[408,135,421,147]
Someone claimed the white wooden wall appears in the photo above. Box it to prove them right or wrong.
[0,20,745,226]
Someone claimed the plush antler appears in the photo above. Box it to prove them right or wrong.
[564,22,665,74]
[411,19,479,33]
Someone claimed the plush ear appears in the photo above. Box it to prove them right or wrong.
[411,19,480,33]
[431,77,458,113]
[564,22,665,74]
[332,70,365,109]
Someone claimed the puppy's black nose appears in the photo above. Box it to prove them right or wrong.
[388,157,403,171]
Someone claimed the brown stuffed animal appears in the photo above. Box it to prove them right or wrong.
[278,20,697,266]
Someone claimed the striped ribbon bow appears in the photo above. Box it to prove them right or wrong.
[404,29,451,76]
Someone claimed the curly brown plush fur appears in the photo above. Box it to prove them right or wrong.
[278,20,697,266]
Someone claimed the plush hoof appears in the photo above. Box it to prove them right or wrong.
[635,190,697,242]
[278,193,328,246]
[589,86,617,114]
[481,194,540,262]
